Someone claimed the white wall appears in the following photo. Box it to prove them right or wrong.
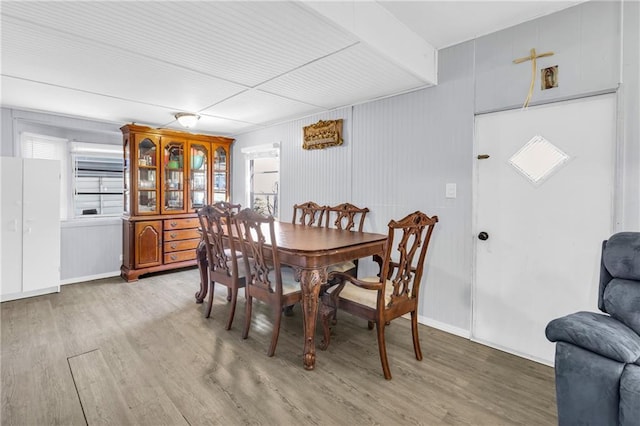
[60,219,121,284]
[232,107,355,216]
[621,0,640,230]
[475,1,621,113]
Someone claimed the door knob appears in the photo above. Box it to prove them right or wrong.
[478,232,489,241]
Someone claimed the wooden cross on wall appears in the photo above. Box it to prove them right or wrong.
[513,48,554,108]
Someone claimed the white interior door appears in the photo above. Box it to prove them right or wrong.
[1,157,24,296]
[473,94,616,365]
[22,159,60,292]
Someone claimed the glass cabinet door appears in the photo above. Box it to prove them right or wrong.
[162,139,186,213]
[123,135,130,214]
[188,142,209,210]
[135,135,159,214]
[213,146,228,202]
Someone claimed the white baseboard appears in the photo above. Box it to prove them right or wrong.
[1,286,59,302]
[470,336,555,367]
[416,315,553,366]
[61,271,120,285]
[417,314,471,339]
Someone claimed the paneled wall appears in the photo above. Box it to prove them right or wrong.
[351,41,476,333]
[232,41,476,335]
[232,1,639,336]
[475,1,621,113]
[60,219,122,283]
[232,107,354,220]
[621,0,640,230]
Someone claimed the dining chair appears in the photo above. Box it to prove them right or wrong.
[292,201,326,227]
[234,208,303,357]
[211,200,242,215]
[284,201,327,315]
[325,202,370,232]
[320,210,438,379]
[213,201,243,298]
[197,205,246,330]
[212,202,242,254]
[197,201,242,303]
[324,202,370,277]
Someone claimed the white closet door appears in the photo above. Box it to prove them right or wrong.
[1,157,24,296]
[22,159,60,292]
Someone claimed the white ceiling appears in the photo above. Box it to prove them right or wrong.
[1,1,582,137]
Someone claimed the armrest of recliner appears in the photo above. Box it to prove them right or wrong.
[546,311,640,364]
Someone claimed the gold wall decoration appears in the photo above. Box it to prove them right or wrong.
[302,119,343,150]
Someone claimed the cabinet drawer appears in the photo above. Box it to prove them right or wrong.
[164,229,201,241]
[164,250,197,264]
[164,238,200,253]
[164,218,199,230]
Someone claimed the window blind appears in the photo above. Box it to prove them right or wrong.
[70,144,123,217]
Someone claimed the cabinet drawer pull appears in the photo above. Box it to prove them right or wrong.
[170,221,178,227]
[170,232,177,239]
[170,243,177,249]
[170,254,177,261]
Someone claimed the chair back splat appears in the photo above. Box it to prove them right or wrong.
[382,211,435,310]
[292,201,326,227]
[211,201,242,215]
[321,210,438,379]
[325,202,370,232]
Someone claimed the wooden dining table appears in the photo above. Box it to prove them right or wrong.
[195,221,387,371]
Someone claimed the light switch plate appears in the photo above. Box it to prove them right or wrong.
[445,183,457,198]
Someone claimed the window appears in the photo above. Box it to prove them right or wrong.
[250,157,279,216]
[242,143,280,218]
[21,133,123,219]
[70,142,123,217]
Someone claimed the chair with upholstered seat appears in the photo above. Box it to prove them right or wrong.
[234,208,303,357]
[324,202,370,278]
[292,201,326,227]
[212,201,244,276]
[212,201,243,269]
[283,201,328,316]
[197,205,246,330]
[321,203,371,327]
[325,202,369,232]
[320,211,438,379]
[197,201,242,304]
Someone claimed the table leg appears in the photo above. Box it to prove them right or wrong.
[195,240,208,303]
[299,267,326,370]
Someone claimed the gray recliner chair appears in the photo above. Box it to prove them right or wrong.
[546,232,640,425]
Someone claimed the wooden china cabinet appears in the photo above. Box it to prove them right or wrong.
[120,124,234,282]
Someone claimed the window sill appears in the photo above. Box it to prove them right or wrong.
[61,216,121,228]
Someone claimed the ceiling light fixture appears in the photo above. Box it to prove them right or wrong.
[175,112,200,129]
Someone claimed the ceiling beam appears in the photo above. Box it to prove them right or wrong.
[301,1,438,85]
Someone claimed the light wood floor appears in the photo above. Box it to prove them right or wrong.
[1,268,557,425]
